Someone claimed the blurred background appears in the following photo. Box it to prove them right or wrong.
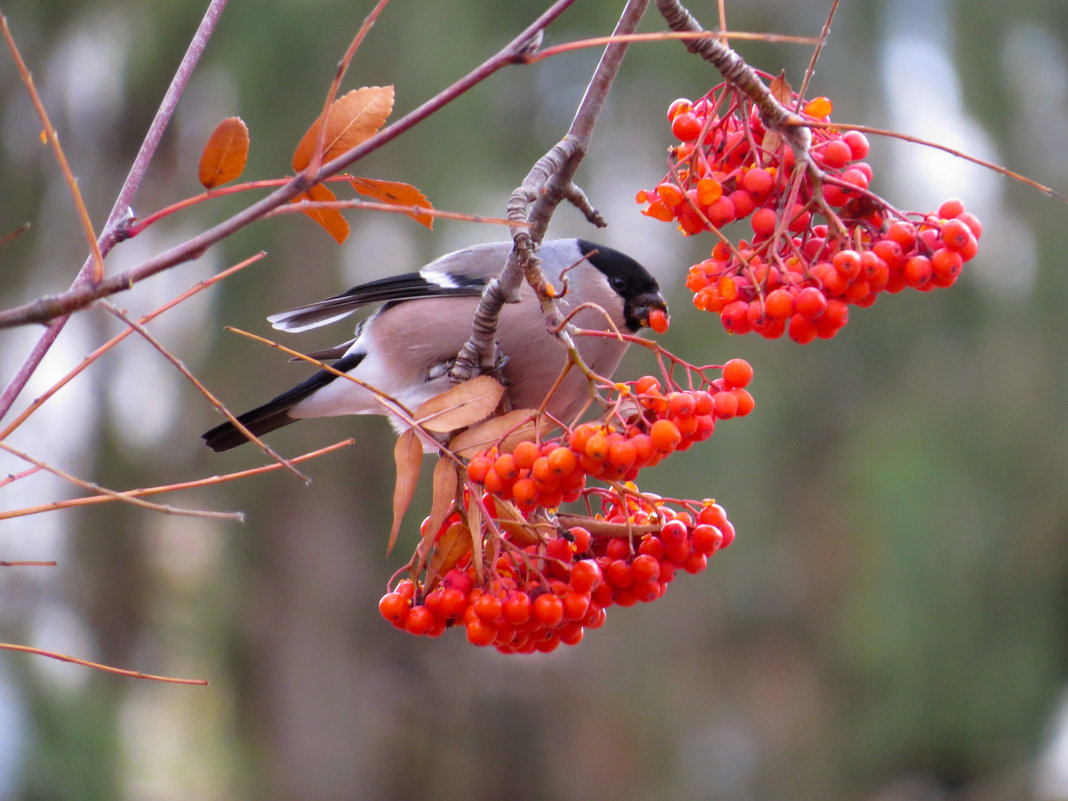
[1,0,1066,799]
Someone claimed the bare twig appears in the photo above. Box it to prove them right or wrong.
[0,440,244,522]
[449,0,652,386]
[0,0,577,334]
[102,301,310,483]
[0,13,104,283]
[0,252,265,441]
[0,440,353,521]
[0,0,229,422]
[0,643,207,685]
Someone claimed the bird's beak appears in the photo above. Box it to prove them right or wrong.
[628,292,670,334]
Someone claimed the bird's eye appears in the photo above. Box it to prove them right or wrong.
[610,275,627,292]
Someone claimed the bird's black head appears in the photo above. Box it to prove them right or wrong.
[577,239,668,333]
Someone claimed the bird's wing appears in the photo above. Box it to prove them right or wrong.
[267,272,488,333]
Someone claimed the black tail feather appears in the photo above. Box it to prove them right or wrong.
[201,352,364,452]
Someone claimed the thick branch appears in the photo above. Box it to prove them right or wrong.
[449,0,651,386]
[0,1,576,329]
[654,0,812,155]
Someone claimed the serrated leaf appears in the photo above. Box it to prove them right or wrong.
[292,86,395,171]
[449,409,551,458]
[292,182,350,244]
[198,116,250,189]
[388,428,423,555]
[350,177,434,229]
[415,376,506,434]
[427,521,472,584]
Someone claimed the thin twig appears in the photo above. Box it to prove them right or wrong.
[0,440,244,522]
[0,0,228,422]
[102,301,310,483]
[526,29,819,62]
[0,13,104,283]
[0,252,265,441]
[304,0,392,177]
[0,0,577,333]
[0,440,353,521]
[0,643,207,685]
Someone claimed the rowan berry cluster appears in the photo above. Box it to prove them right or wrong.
[635,81,982,342]
[378,492,736,653]
[377,358,754,652]
[464,357,755,510]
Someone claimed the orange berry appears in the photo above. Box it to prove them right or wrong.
[512,440,540,470]
[607,438,637,469]
[493,453,519,481]
[378,592,410,625]
[584,433,610,462]
[732,388,755,416]
[763,288,794,320]
[648,307,670,334]
[466,454,492,483]
[656,182,685,208]
[512,478,539,511]
[503,592,532,625]
[547,446,577,476]
[650,419,682,453]
[404,605,435,635]
[466,619,496,646]
[721,358,754,389]
[533,593,565,627]
[568,424,598,457]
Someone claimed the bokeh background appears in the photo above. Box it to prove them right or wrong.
[1,1,1066,799]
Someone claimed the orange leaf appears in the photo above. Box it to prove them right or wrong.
[428,521,472,582]
[198,116,250,189]
[388,428,423,555]
[350,177,435,229]
[292,86,395,171]
[292,182,350,244]
[449,409,552,459]
[423,457,459,555]
[414,375,505,433]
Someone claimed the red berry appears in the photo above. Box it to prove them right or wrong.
[378,592,410,625]
[751,207,777,236]
[533,593,565,627]
[843,130,870,160]
[795,286,828,319]
[671,112,703,142]
[938,198,965,219]
[570,559,603,593]
[722,358,754,389]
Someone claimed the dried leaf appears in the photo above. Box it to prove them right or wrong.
[198,116,250,189]
[760,72,793,165]
[493,502,541,547]
[292,182,350,244]
[350,177,434,229]
[467,501,483,583]
[292,86,395,171]
[388,428,423,555]
[415,376,506,434]
[424,457,459,552]
[427,521,472,583]
[449,409,551,458]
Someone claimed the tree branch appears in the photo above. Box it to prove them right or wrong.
[449,0,652,386]
[0,0,229,422]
